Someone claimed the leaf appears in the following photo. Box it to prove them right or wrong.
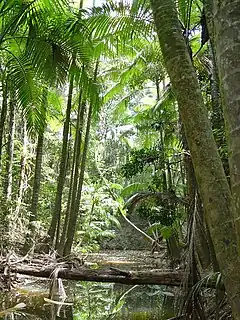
[121,183,149,198]
[160,226,173,239]
[110,183,123,190]
[147,222,162,234]
[108,215,121,228]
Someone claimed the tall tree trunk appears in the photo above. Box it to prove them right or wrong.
[30,89,48,222]
[48,75,74,246]
[213,0,240,239]
[15,121,28,216]
[30,131,44,222]
[150,0,240,317]
[63,103,92,256]
[23,127,45,253]
[56,91,85,251]
[63,62,99,256]
[57,135,77,254]
[204,0,229,177]
[4,96,15,200]
[0,80,8,165]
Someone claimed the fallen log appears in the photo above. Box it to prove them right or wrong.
[4,265,184,286]
[0,263,224,289]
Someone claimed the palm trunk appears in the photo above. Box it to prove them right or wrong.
[57,135,77,254]
[15,121,28,216]
[158,79,168,191]
[150,0,240,317]
[4,96,15,200]
[63,103,92,256]
[0,80,8,165]
[213,0,240,239]
[56,91,85,251]
[63,62,99,256]
[48,75,74,245]
[24,124,45,253]
[30,90,47,221]
[30,132,44,221]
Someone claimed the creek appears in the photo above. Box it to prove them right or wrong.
[0,279,176,319]
[0,250,177,319]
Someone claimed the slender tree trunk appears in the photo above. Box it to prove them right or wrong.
[158,79,168,191]
[15,121,28,216]
[58,139,77,254]
[63,62,99,256]
[48,75,74,245]
[63,103,92,256]
[4,97,15,200]
[56,91,85,251]
[150,0,240,317]
[30,89,48,222]
[23,127,45,253]
[30,132,44,221]
[0,80,8,165]
[213,0,240,238]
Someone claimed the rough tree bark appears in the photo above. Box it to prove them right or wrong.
[150,0,240,318]
[213,0,240,242]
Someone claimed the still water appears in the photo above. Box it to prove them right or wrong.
[0,279,176,319]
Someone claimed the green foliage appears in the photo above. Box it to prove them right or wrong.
[121,147,163,178]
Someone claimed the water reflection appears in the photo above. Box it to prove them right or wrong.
[0,281,176,319]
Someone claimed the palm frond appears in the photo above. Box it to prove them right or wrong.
[124,191,182,213]
[85,0,154,44]
[121,182,149,198]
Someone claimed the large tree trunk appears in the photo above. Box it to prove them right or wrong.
[213,0,240,241]
[48,75,74,246]
[150,0,240,318]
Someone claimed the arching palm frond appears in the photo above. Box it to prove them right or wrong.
[0,0,69,44]
[121,182,149,198]
[7,53,46,134]
[85,0,154,45]
[124,191,183,213]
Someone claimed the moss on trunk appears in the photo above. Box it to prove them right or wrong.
[150,0,240,317]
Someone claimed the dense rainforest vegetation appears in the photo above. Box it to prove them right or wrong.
[1,0,240,318]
